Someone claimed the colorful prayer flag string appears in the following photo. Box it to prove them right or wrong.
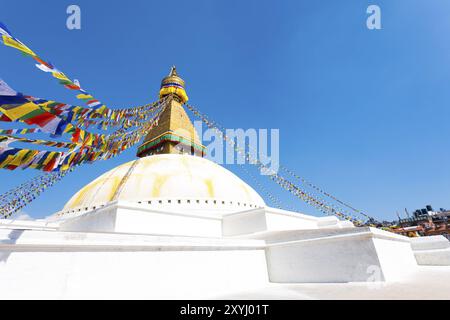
[0,102,168,218]
[186,103,371,225]
[0,98,167,173]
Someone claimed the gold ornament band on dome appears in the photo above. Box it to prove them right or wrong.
[137,131,206,156]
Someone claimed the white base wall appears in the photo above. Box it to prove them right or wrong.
[410,236,450,266]
[3,205,443,298]
[372,237,418,281]
[59,203,223,237]
[0,228,268,299]
[263,228,418,283]
[59,203,350,238]
[413,249,450,266]
[266,233,380,283]
[0,225,428,299]
[0,250,268,299]
[222,207,349,237]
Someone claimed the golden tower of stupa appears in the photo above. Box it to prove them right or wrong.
[136,67,206,157]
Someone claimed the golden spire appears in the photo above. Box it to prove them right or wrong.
[136,67,204,158]
[159,65,188,103]
[169,65,177,76]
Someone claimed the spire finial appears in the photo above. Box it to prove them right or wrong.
[169,65,177,77]
[159,66,188,103]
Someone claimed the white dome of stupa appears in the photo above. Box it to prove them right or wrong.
[61,154,265,215]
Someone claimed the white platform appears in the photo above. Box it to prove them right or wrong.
[1,202,449,299]
[411,236,450,266]
[55,201,352,237]
[248,227,417,283]
[0,229,268,299]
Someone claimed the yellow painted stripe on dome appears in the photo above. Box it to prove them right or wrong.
[62,154,266,211]
[107,176,123,202]
[204,179,215,198]
[69,181,98,208]
[151,175,169,197]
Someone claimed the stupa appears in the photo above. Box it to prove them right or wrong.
[0,68,449,299]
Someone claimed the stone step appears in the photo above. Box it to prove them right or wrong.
[410,235,450,251]
[414,248,450,266]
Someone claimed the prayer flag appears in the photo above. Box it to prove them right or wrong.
[2,35,36,56]
[0,79,17,96]
[0,22,12,37]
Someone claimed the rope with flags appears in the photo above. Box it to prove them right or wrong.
[0,83,166,143]
[0,20,375,223]
[239,164,308,213]
[0,168,74,218]
[185,103,375,225]
[1,21,116,117]
[0,20,171,216]
[0,93,167,173]
[279,166,372,219]
[0,102,167,218]
[0,20,167,135]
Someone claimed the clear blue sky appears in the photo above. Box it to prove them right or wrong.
[1,0,450,221]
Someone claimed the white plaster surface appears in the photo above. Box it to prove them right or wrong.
[0,250,269,299]
[410,235,450,266]
[59,202,345,238]
[1,195,449,299]
[218,266,450,300]
[63,154,266,213]
[60,203,224,237]
[2,154,449,299]
[0,229,268,299]
[411,235,450,251]
[262,227,416,283]
[266,234,381,283]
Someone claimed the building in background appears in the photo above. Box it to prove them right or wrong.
[391,205,450,239]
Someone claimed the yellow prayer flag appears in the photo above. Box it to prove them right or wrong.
[0,102,41,121]
[61,153,76,171]
[41,152,57,166]
[0,154,15,168]
[9,149,37,167]
[76,94,94,100]
[2,35,36,56]
[52,72,70,82]
[63,123,74,134]
[84,133,94,146]
[72,106,83,113]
